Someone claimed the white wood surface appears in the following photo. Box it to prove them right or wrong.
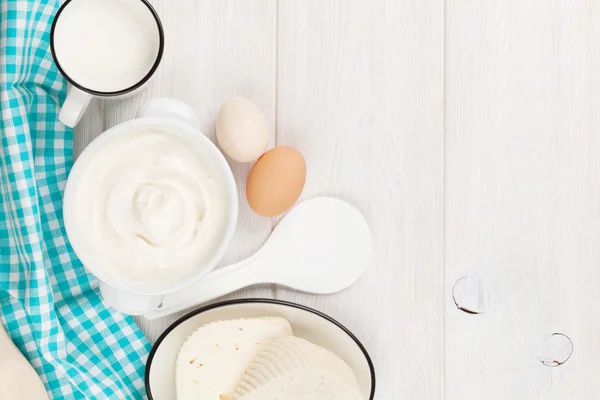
[73,1,600,398]
[445,1,600,399]
[275,2,443,399]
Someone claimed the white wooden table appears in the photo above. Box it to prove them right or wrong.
[75,1,600,398]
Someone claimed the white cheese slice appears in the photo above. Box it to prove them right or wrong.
[176,317,293,400]
[232,336,363,400]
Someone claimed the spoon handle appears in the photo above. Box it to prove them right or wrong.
[145,258,263,319]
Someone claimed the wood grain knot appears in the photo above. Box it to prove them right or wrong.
[537,333,573,367]
[452,277,487,314]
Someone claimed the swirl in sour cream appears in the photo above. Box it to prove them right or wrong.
[70,130,230,289]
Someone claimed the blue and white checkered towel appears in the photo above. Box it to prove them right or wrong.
[1,1,150,398]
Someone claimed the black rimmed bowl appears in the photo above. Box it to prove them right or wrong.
[145,299,376,399]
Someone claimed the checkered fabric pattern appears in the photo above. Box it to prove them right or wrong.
[0,1,151,398]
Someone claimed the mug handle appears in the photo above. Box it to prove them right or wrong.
[59,86,93,128]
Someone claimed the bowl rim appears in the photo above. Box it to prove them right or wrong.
[145,298,376,400]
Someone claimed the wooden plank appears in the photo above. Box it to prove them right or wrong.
[276,1,444,398]
[74,100,103,160]
[74,0,277,343]
[445,1,600,398]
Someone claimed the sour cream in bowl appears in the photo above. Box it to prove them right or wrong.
[63,99,238,312]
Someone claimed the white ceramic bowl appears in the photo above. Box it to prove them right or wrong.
[146,299,376,399]
[63,99,239,313]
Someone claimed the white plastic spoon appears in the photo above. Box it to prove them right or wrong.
[0,322,49,400]
[144,197,372,319]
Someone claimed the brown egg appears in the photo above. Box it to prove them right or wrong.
[246,146,306,217]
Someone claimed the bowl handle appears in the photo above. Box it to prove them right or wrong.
[136,98,201,130]
[99,281,164,316]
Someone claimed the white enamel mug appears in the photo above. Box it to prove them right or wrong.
[63,98,239,315]
[50,0,164,127]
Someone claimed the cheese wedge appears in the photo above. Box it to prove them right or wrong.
[232,336,363,400]
[176,317,293,400]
